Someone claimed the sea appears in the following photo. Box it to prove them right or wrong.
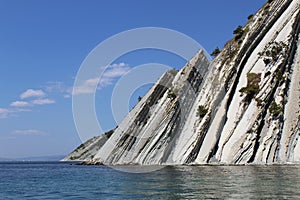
[0,162,299,199]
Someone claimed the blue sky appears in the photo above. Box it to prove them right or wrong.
[0,0,266,158]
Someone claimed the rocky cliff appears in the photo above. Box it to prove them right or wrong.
[62,130,113,161]
[65,0,300,165]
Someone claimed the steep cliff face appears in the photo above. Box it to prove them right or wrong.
[193,0,300,164]
[62,130,113,161]
[94,50,210,165]
[65,0,300,165]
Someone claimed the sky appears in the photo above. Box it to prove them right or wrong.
[0,0,266,158]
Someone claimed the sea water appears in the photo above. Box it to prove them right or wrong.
[0,162,299,199]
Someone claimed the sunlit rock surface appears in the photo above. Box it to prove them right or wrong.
[65,0,300,165]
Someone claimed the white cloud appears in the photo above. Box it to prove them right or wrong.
[15,108,32,112]
[45,82,72,98]
[10,101,30,107]
[31,99,55,105]
[73,63,130,95]
[63,94,71,98]
[72,78,98,95]
[12,129,45,135]
[111,62,127,67]
[0,108,31,119]
[102,66,129,78]
[20,89,45,99]
[99,66,130,88]
[45,82,64,92]
[45,81,71,95]
[1,87,56,119]
[0,108,11,119]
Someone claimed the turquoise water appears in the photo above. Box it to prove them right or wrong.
[0,162,299,199]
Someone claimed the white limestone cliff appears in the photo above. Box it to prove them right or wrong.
[64,0,300,165]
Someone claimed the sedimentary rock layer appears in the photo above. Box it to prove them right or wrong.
[65,0,300,165]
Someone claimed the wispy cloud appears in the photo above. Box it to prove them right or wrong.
[72,78,98,95]
[111,62,127,68]
[0,108,31,119]
[10,101,30,107]
[12,129,45,135]
[99,64,130,88]
[10,98,55,108]
[20,89,45,99]
[45,82,72,98]
[45,81,71,94]
[0,108,11,119]
[45,82,65,92]
[73,63,130,95]
[31,99,55,105]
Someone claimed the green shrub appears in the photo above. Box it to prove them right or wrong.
[233,25,244,35]
[70,156,79,160]
[167,91,177,100]
[233,25,245,40]
[248,14,254,20]
[169,68,178,76]
[256,98,263,107]
[211,47,221,57]
[105,130,114,138]
[239,73,261,98]
[197,105,208,118]
[259,41,287,64]
[247,73,261,84]
[276,71,284,83]
[239,84,260,96]
[263,58,271,65]
[269,101,283,116]
[138,96,142,102]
